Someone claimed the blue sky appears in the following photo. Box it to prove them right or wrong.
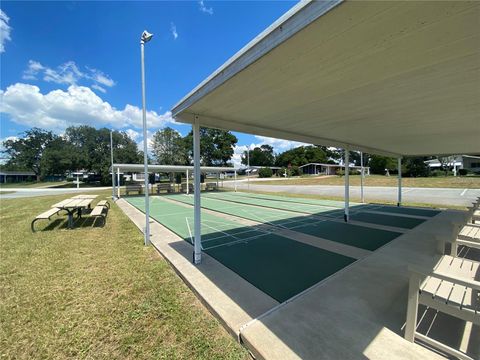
[0,1,306,166]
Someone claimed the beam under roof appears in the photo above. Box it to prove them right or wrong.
[172,0,480,157]
[111,164,236,173]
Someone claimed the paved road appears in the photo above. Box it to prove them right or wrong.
[2,183,479,207]
[225,181,480,207]
[0,187,111,199]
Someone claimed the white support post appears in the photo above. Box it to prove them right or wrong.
[117,169,120,198]
[186,169,189,195]
[193,117,202,264]
[404,273,420,342]
[360,152,365,203]
[234,170,237,192]
[397,157,402,207]
[344,149,350,222]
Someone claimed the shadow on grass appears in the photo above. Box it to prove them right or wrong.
[36,214,106,232]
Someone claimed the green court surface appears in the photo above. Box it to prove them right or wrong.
[208,191,362,209]
[165,194,401,251]
[369,205,440,217]
[349,212,425,229]
[125,197,355,302]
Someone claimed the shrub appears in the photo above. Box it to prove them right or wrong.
[336,169,344,176]
[290,165,302,176]
[458,168,468,176]
[258,167,273,178]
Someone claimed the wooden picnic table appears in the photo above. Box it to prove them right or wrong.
[51,198,95,229]
[71,194,99,199]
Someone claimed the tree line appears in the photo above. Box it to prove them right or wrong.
[241,144,436,177]
[1,125,456,185]
[1,126,239,185]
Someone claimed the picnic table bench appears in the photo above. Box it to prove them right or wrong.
[126,184,143,195]
[206,183,217,191]
[181,183,194,193]
[156,183,175,194]
[31,207,61,232]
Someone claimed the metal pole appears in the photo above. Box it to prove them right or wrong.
[141,37,150,246]
[360,151,364,203]
[193,117,202,264]
[234,170,237,192]
[344,149,350,222]
[110,130,115,199]
[247,148,250,191]
[186,169,189,195]
[397,157,402,207]
[117,168,120,198]
[76,174,79,189]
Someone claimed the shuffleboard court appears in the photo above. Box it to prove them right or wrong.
[206,191,362,209]
[125,196,355,302]
[207,191,440,219]
[349,212,425,229]
[368,206,440,217]
[165,194,402,251]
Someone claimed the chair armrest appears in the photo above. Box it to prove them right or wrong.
[408,264,480,290]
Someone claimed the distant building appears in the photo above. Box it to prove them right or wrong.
[299,163,370,176]
[246,165,282,176]
[0,170,36,183]
[424,155,480,175]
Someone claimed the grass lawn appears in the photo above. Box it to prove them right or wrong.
[0,191,247,359]
[250,174,480,188]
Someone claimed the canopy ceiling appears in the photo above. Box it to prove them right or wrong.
[172,0,480,157]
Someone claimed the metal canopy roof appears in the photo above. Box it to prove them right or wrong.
[172,0,480,157]
[111,164,236,173]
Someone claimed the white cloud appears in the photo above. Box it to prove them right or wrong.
[22,60,116,92]
[0,10,12,53]
[198,0,213,15]
[170,22,178,40]
[254,135,307,151]
[0,83,173,131]
[91,84,106,93]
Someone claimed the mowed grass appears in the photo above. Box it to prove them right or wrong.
[250,174,480,188]
[0,192,247,360]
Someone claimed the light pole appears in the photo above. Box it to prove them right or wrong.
[360,151,364,203]
[110,130,115,199]
[247,146,250,191]
[141,30,153,246]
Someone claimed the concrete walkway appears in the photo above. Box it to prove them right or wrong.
[225,182,480,207]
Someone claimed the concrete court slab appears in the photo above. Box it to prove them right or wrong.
[239,210,479,360]
[116,198,279,337]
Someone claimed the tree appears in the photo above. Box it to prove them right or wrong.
[2,128,57,180]
[184,128,238,166]
[64,125,142,185]
[40,137,78,177]
[151,127,187,165]
[368,155,397,175]
[241,144,275,166]
[436,155,455,176]
[275,145,327,167]
[404,156,429,177]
